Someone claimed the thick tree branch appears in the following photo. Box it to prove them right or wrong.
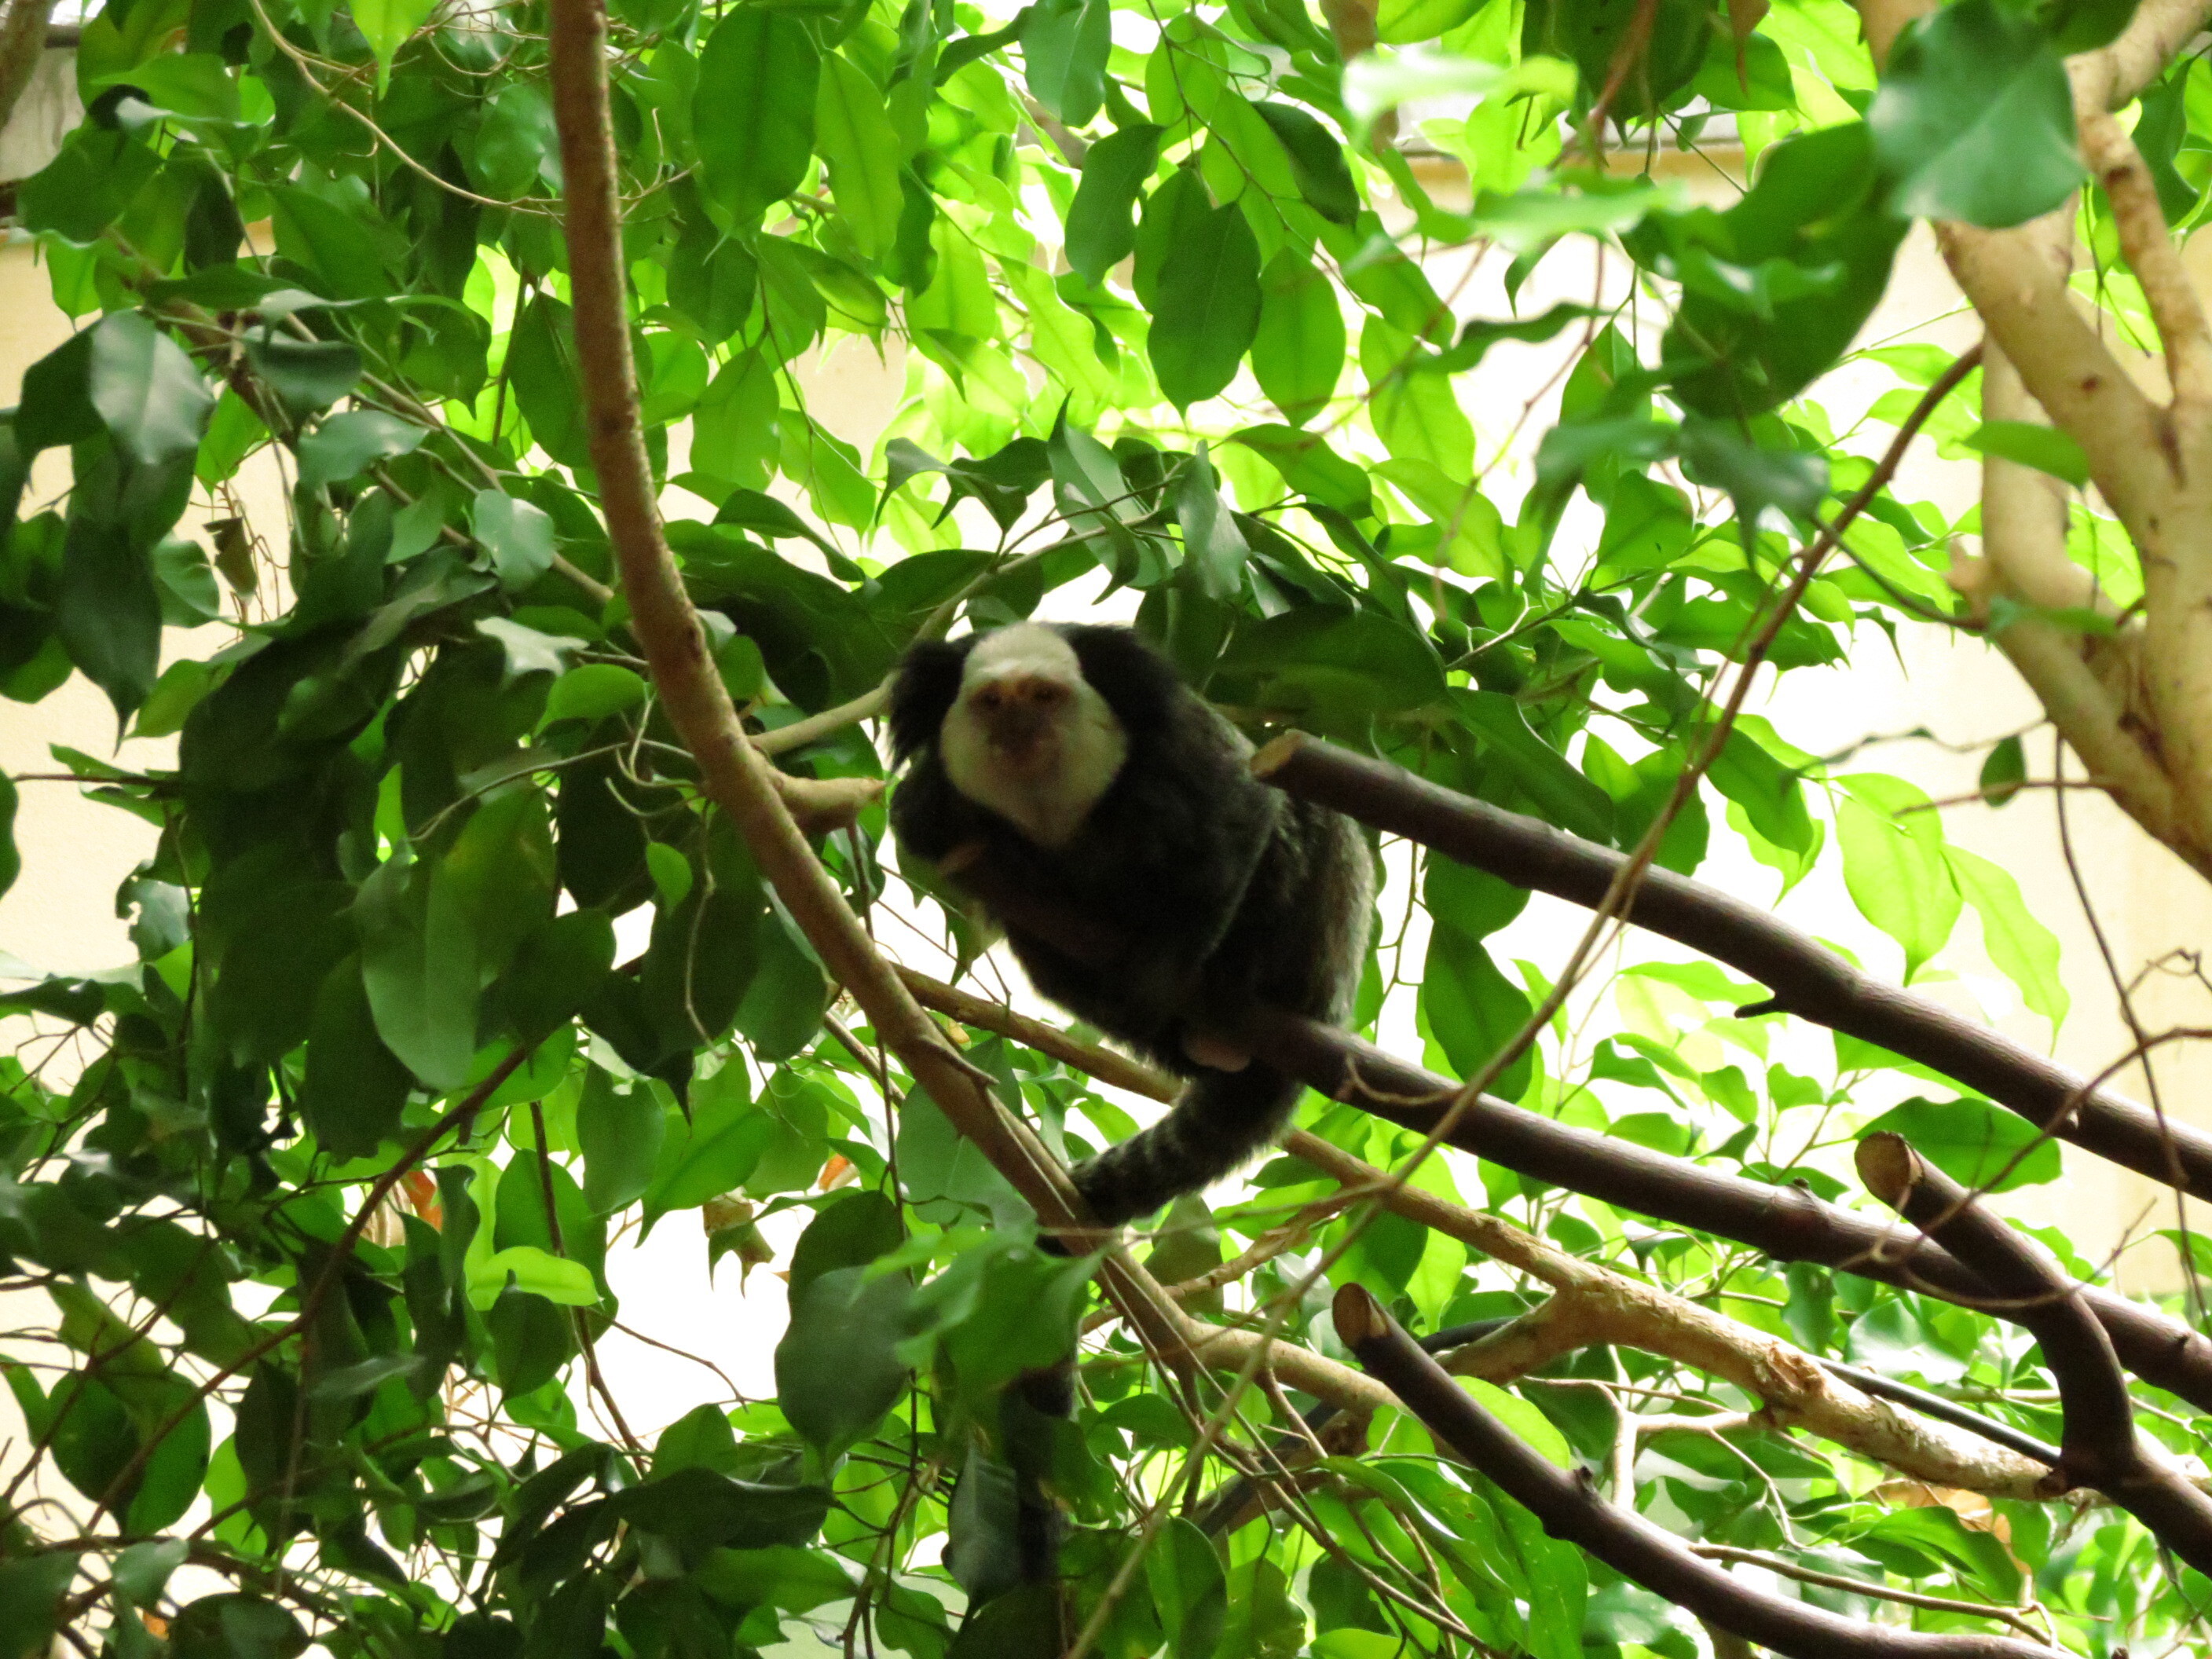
[1859,0,2212,864]
[1257,734,2212,1199]
[932,836,2212,1410]
[896,972,2066,1488]
[1932,211,2170,544]
[2071,0,2212,112]
[1333,1286,2055,1659]
[1246,1003,2212,1411]
[1859,1133,2212,1573]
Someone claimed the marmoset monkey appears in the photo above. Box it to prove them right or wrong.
[888,622,1373,1232]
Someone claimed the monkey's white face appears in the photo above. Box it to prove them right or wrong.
[939,624,1129,847]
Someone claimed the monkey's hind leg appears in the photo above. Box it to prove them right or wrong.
[1070,1063,1302,1230]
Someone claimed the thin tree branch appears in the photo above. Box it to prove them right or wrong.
[1256,734,2212,1202]
[2081,109,2212,407]
[1859,1133,2212,1575]
[1689,1544,2054,1644]
[1282,1130,2054,1495]
[1246,1002,2212,1413]
[931,834,2212,1412]
[1332,1284,2055,1659]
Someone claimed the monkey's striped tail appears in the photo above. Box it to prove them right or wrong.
[1070,1064,1302,1230]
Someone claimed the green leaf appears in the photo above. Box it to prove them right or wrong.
[0,1554,79,1659]
[1861,1096,2062,1191]
[1171,445,1249,601]
[57,515,162,727]
[357,858,474,1091]
[491,908,616,1046]
[1067,124,1163,286]
[301,954,413,1159]
[266,186,395,300]
[15,331,99,455]
[0,775,17,903]
[353,0,436,86]
[1232,423,1371,515]
[90,314,211,467]
[577,1068,667,1214]
[297,410,426,491]
[1947,846,2068,1032]
[1253,247,1346,424]
[1023,0,1111,126]
[817,54,903,258]
[775,1264,912,1456]
[472,489,558,591]
[485,1281,573,1395]
[696,9,822,225]
[1835,774,1961,981]
[1146,1519,1227,1659]
[1455,690,1616,843]
[1964,419,2089,487]
[733,910,831,1061]
[1869,0,2084,228]
[643,1084,775,1229]
[504,297,589,468]
[1215,609,1446,719]
[1423,923,1535,1100]
[17,126,159,245]
[471,1246,599,1308]
[608,1467,831,1551]
[789,1190,905,1301]
[1251,102,1360,224]
[1654,124,1906,417]
[544,663,646,726]
[1148,202,1263,408]
[1979,733,2026,806]
[1706,724,1818,868]
[170,1596,308,1659]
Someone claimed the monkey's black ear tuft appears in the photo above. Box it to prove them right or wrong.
[887,637,973,762]
[1059,624,1184,733]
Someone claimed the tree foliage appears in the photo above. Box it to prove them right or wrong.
[2,0,2209,1649]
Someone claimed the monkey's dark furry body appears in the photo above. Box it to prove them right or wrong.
[888,624,1373,1230]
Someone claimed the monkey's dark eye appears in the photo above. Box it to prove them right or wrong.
[1025,681,1069,708]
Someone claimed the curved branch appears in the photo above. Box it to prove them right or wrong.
[928,833,2212,1410]
[1333,1286,2055,1659]
[1859,1133,2212,1573]
[1256,733,2212,1200]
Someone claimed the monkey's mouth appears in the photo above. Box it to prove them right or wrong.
[987,726,1059,775]
[971,676,1070,773]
